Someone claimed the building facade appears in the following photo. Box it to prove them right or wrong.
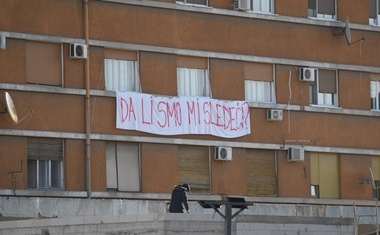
[1,0,380,231]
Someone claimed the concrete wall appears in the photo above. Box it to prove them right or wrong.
[1,197,379,234]
[0,213,355,235]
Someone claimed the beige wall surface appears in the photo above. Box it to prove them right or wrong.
[87,3,380,67]
[278,151,311,198]
[65,139,86,191]
[0,136,26,190]
[0,0,83,38]
[340,153,372,200]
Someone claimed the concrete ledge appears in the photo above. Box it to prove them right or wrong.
[237,215,354,226]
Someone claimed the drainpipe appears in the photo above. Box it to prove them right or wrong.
[83,0,91,199]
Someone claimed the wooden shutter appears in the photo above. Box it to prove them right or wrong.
[26,41,61,86]
[315,152,340,199]
[106,142,118,189]
[116,142,140,192]
[246,149,277,196]
[370,0,377,19]
[27,138,63,161]
[178,145,210,193]
[319,69,336,93]
[244,62,273,82]
[318,0,335,15]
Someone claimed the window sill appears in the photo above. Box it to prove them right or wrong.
[309,104,341,109]
[308,17,337,22]
[369,23,380,27]
[175,1,211,9]
[247,11,278,17]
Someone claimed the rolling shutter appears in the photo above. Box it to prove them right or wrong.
[246,149,277,196]
[27,138,63,161]
[178,145,210,194]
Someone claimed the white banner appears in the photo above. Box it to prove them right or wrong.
[116,92,251,138]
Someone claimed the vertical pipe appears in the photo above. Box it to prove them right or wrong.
[83,0,91,199]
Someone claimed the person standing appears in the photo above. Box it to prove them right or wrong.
[168,183,190,213]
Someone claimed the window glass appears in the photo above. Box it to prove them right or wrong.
[27,138,64,189]
[27,160,37,189]
[252,0,273,13]
[177,68,210,97]
[369,0,380,25]
[50,161,62,188]
[245,80,273,102]
[371,81,380,110]
[104,59,140,92]
[310,69,337,107]
[308,0,336,20]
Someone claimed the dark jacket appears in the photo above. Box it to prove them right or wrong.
[168,185,189,213]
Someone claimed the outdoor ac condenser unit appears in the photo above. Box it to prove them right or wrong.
[70,43,87,59]
[214,147,232,161]
[0,35,6,50]
[267,109,283,121]
[233,0,250,11]
[287,147,305,162]
[299,68,317,82]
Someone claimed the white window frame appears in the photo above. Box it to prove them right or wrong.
[177,67,211,97]
[371,80,380,111]
[245,80,275,103]
[251,0,274,14]
[27,138,64,190]
[309,70,338,107]
[104,58,140,92]
[308,0,337,21]
[370,0,380,26]
[27,159,64,189]
[176,0,208,6]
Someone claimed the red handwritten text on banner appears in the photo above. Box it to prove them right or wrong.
[116,92,251,138]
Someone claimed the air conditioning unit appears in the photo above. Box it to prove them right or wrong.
[70,43,87,59]
[267,109,283,121]
[0,35,6,50]
[214,147,232,161]
[299,68,317,82]
[287,147,305,162]
[233,0,250,11]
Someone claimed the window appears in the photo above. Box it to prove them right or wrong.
[251,0,274,14]
[311,184,320,198]
[310,152,340,199]
[104,59,140,92]
[27,138,64,189]
[178,145,210,194]
[309,69,338,107]
[371,80,380,110]
[26,41,62,86]
[369,0,380,25]
[371,157,380,200]
[177,0,207,5]
[246,149,277,196]
[308,0,336,20]
[106,142,140,192]
[177,68,210,97]
[245,62,275,103]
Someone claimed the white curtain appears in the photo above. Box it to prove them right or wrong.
[177,68,208,97]
[105,59,138,92]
